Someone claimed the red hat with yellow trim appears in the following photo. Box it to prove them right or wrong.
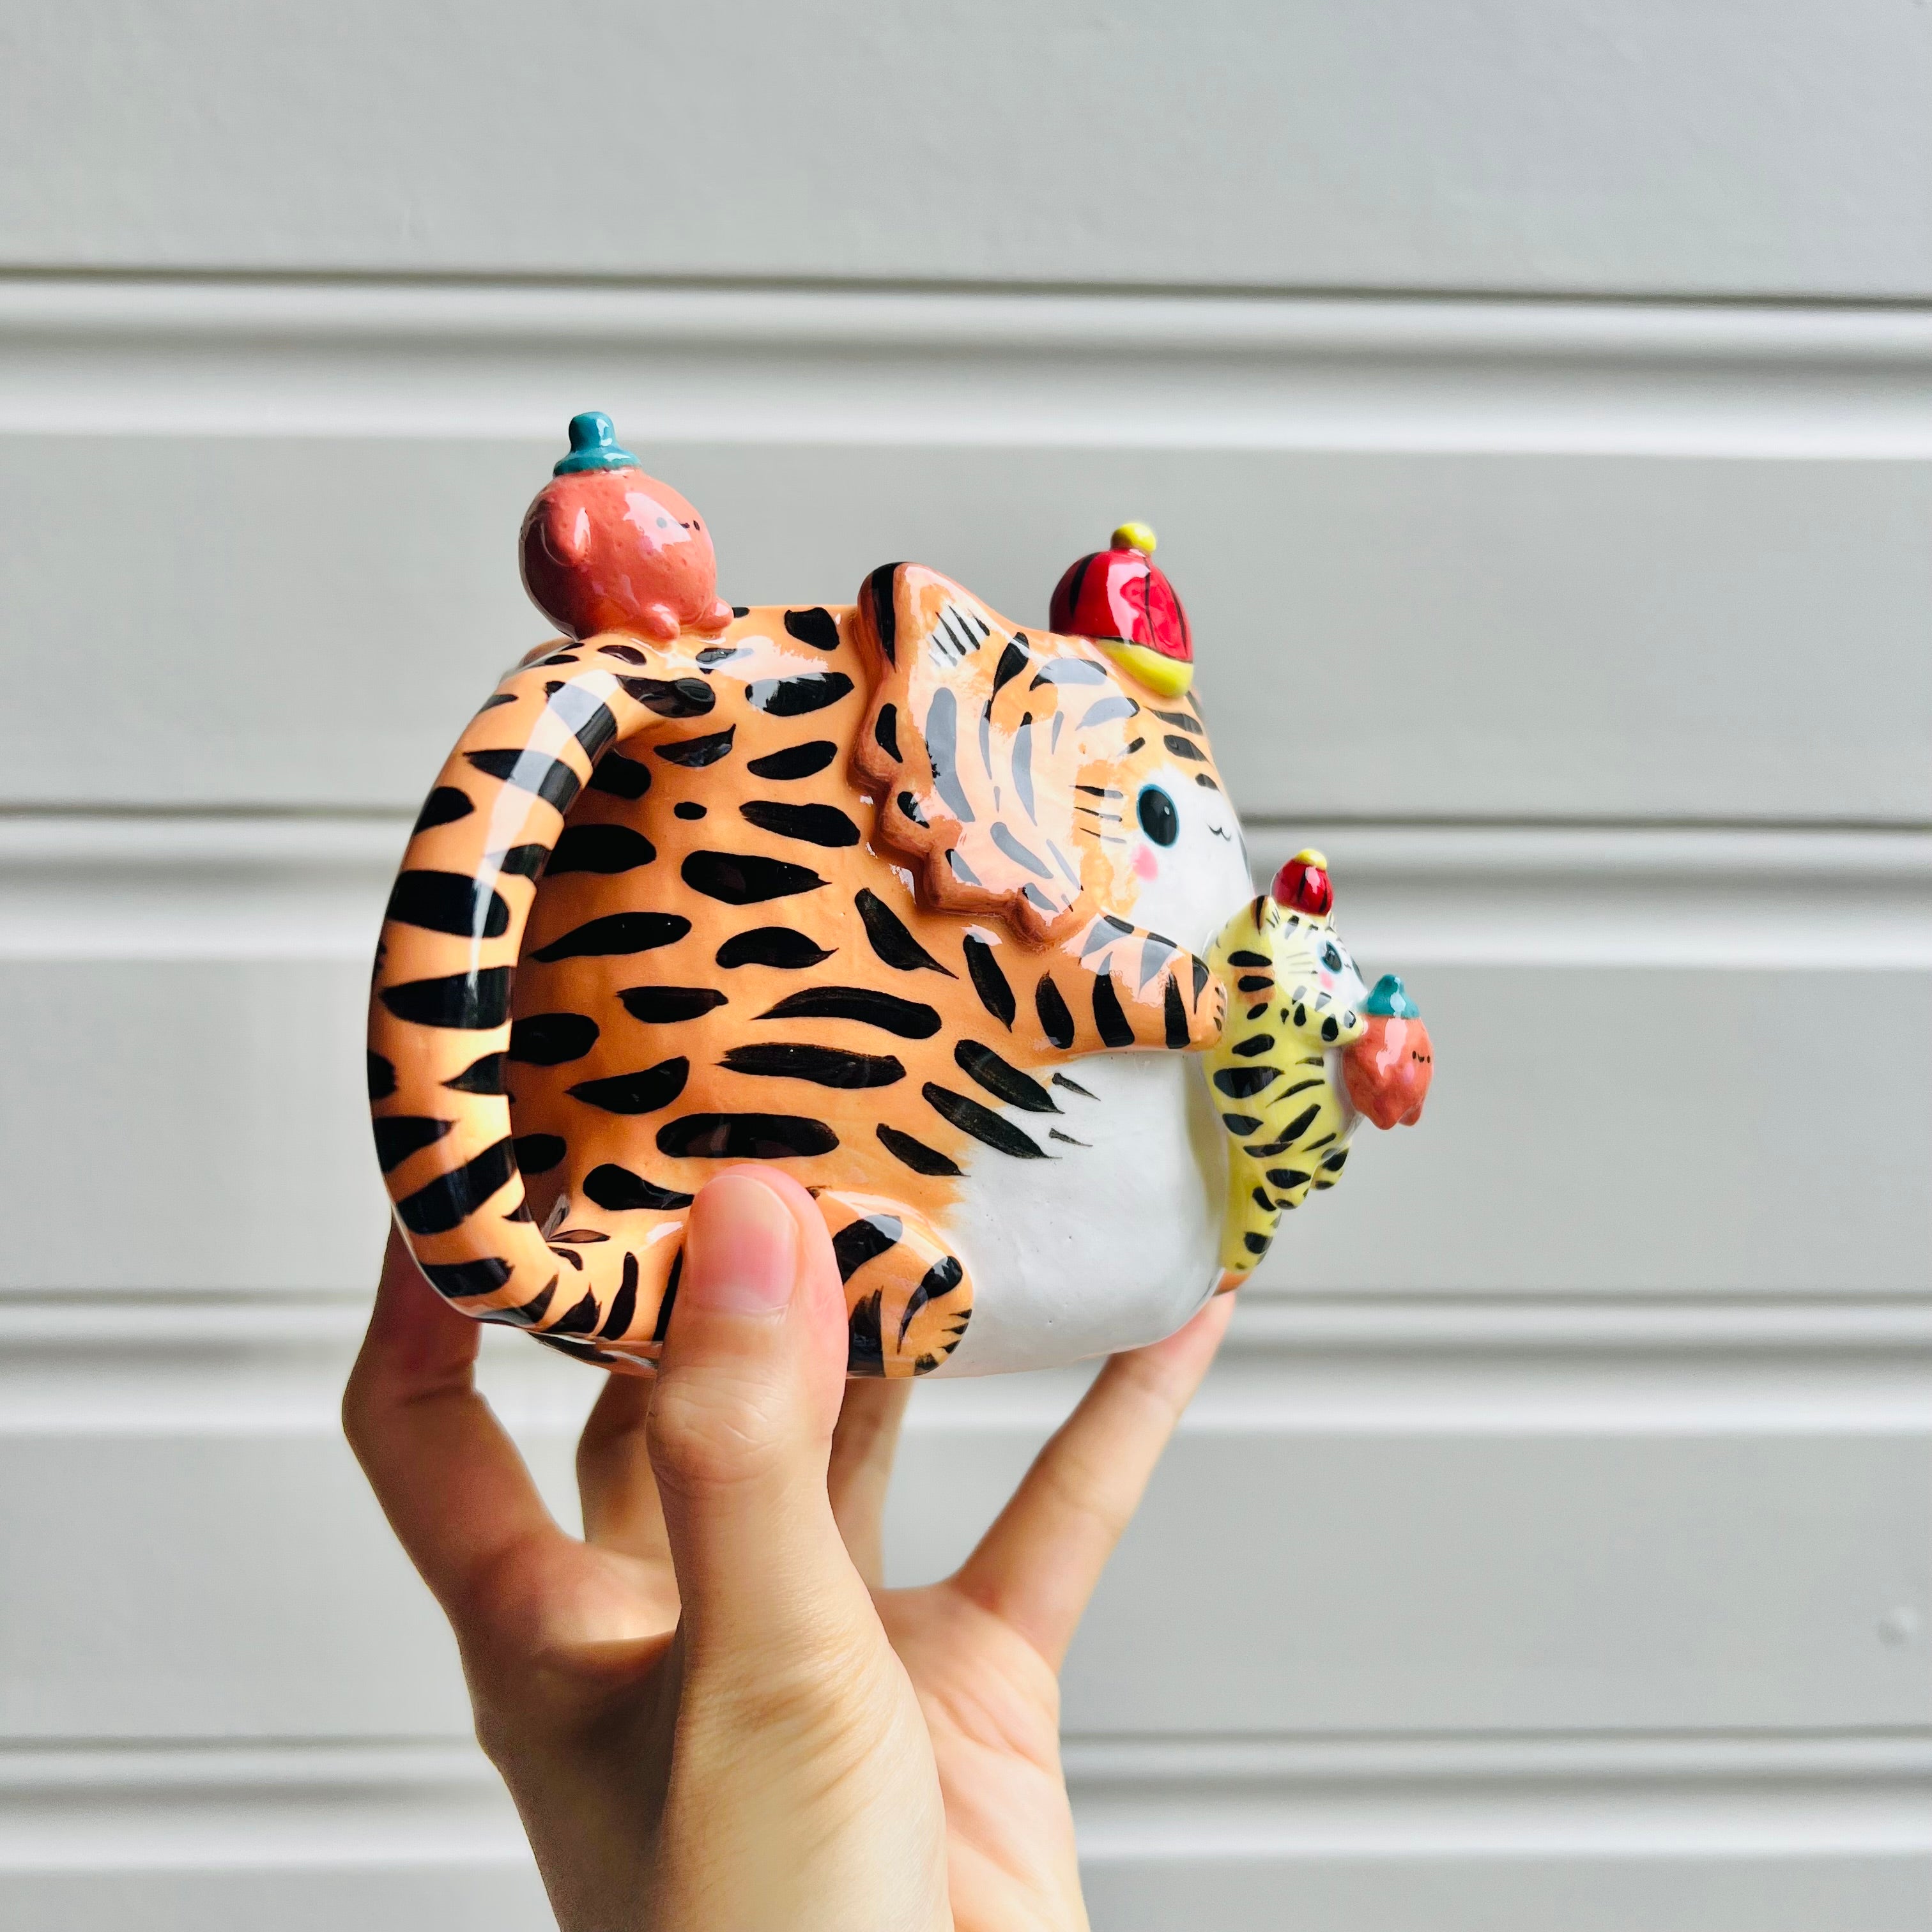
[1048,521,1194,699]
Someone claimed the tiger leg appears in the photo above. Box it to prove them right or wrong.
[817,1191,974,1378]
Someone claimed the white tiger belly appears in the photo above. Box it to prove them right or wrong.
[931,1048,1229,1376]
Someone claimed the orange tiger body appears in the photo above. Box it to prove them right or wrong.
[369,564,1239,1377]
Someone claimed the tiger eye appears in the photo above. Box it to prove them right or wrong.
[1136,785,1179,847]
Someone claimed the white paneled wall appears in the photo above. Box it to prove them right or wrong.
[2,6,1929,1928]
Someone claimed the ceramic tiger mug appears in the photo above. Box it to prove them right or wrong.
[368,413,1434,1376]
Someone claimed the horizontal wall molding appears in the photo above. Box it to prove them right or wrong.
[5,1289,1929,1439]
[3,278,1931,457]
[2,1733,1925,1871]
[4,813,1928,966]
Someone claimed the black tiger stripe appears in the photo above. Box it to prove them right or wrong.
[749,671,854,717]
[1163,974,1190,1048]
[617,985,727,1023]
[653,1246,684,1342]
[721,1042,906,1088]
[544,684,621,756]
[379,967,511,1029]
[1036,974,1075,1050]
[567,1057,691,1115]
[514,1133,567,1173]
[848,1289,885,1376]
[420,1256,512,1300]
[588,752,652,799]
[477,691,517,712]
[1230,1033,1274,1057]
[1149,705,1204,732]
[600,1254,638,1338]
[367,1050,396,1100]
[547,824,656,873]
[443,1051,506,1094]
[1193,956,1213,1003]
[739,799,861,847]
[716,926,834,970]
[1162,734,1207,762]
[682,848,827,905]
[532,912,691,960]
[464,747,581,813]
[372,1115,454,1172]
[747,740,837,781]
[992,638,1029,694]
[1266,1168,1312,1191]
[757,986,941,1038]
[396,1136,518,1234]
[549,1286,602,1335]
[923,1083,1050,1159]
[1276,1102,1322,1146]
[832,1213,902,1282]
[1092,975,1135,1048]
[1221,1112,1262,1135]
[595,643,650,664]
[1213,1065,1279,1098]
[616,674,715,717]
[583,1163,694,1212]
[657,1113,839,1159]
[1227,949,1271,968]
[877,1122,962,1176]
[954,1039,1058,1112]
[783,606,841,652]
[866,564,903,663]
[656,727,735,767]
[899,1254,963,1345]
[962,935,1015,1030]
[873,704,901,760]
[385,870,510,939]
[493,843,549,879]
[413,786,475,832]
[508,1012,601,1065]
[855,888,954,976]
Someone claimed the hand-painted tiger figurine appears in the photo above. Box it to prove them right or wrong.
[368,418,1431,1377]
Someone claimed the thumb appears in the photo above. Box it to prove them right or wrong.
[645,1167,862,1659]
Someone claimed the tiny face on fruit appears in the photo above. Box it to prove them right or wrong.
[520,467,729,642]
[1344,1013,1434,1129]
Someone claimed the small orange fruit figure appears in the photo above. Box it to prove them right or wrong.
[519,411,735,644]
[1345,974,1433,1130]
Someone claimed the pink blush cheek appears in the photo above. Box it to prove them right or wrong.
[1133,844,1160,882]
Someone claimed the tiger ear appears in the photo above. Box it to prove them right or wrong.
[851,562,1149,947]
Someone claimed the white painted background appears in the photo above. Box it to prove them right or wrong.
[2,4,1929,1927]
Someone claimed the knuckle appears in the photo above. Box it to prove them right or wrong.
[645,1368,794,1498]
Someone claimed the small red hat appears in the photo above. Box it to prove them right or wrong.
[1272,849,1335,919]
[1048,523,1193,698]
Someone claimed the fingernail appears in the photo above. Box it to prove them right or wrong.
[686,1172,799,1315]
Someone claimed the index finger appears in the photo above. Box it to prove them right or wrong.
[342,1223,573,1633]
[949,1292,1232,1667]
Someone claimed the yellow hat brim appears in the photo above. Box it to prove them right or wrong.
[1100,640,1193,700]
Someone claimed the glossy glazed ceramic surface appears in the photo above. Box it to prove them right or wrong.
[367,425,1432,1376]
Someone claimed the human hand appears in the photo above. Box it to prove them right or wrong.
[344,1167,1230,1932]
